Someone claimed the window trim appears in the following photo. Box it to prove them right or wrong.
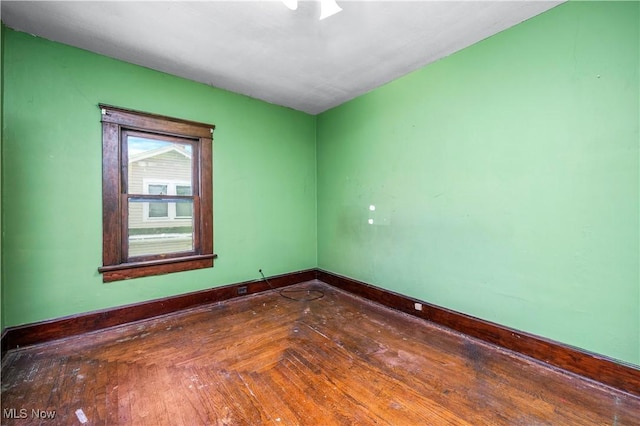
[98,104,216,282]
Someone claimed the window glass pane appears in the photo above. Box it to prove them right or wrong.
[128,136,192,195]
[148,184,167,195]
[176,185,193,217]
[128,201,194,258]
[176,185,192,196]
[175,200,193,218]
[149,202,169,218]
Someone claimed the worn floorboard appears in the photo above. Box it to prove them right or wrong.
[2,281,639,425]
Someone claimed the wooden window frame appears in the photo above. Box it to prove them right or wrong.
[98,105,216,282]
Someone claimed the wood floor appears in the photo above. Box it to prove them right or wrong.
[2,281,639,425]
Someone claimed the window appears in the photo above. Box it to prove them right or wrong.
[98,105,216,282]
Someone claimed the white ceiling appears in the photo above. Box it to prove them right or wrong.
[1,1,563,115]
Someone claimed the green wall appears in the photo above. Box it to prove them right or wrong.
[1,27,317,327]
[317,2,639,365]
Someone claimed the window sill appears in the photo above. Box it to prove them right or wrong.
[99,254,218,282]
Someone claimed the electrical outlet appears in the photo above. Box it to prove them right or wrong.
[238,286,248,295]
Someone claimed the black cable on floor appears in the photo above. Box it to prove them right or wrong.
[259,269,324,302]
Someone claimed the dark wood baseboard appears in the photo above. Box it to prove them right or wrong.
[3,267,638,397]
[316,269,640,398]
[1,328,8,359]
[1,269,316,356]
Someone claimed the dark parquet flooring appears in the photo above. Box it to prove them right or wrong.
[2,280,639,425]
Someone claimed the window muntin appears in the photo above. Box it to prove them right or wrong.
[98,105,216,282]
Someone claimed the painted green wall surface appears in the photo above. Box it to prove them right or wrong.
[318,2,639,365]
[2,27,317,327]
